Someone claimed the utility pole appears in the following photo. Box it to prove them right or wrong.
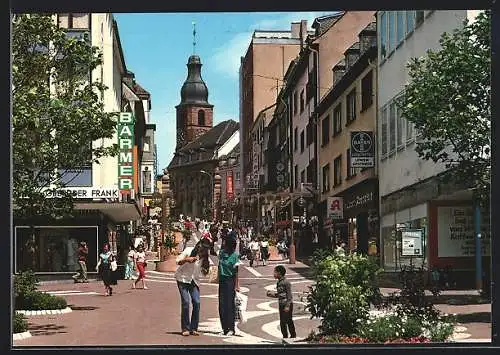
[289,195,296,264]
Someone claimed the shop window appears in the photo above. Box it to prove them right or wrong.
[15,226,99,273]
[59,168,92,187]
[389,102,397,153]
[397,105,405,148]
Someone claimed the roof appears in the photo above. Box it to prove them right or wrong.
[123,74,151,99]
[220,142,240,160]
[311,12,345,37]
[167,120,239,168]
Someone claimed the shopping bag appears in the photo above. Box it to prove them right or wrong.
[235,291,248,324]
[208,265,219,284]
[110,260,118,272]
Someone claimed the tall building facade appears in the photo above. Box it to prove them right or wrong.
[14,13,151,276]
[376,11,490,285]
[239,25,308,195]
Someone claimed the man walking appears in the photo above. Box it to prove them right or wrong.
[73,241,89,283]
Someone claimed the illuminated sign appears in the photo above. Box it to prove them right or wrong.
[118,112,135,192]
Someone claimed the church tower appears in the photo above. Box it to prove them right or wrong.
[175,23,214,150]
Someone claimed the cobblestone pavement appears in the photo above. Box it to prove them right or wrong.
[13,235,491,346]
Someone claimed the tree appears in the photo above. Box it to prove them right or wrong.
[397,11,491,207]
[12,14,118,222]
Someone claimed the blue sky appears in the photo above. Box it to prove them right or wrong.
[115,12,334,172]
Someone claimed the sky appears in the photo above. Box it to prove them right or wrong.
[114,12,335,173]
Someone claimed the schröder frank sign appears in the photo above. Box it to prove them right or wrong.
[44,187,120,199]
[118,112,135,192]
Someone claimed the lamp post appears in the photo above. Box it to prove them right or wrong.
[199,170,215,221]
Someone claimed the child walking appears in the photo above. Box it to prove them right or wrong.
[267,265,296,340]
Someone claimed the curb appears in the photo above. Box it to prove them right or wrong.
[16,306,72,316]
[13,331,32,341]
[453,339,491,343]
[39,279,98,285]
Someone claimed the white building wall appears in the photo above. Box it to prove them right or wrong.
[377,10,467,199]
[217,130,240,158]
[90,13,124,190]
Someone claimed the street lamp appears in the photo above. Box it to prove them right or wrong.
[199,170,214,221]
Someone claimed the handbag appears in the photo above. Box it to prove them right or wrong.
[110,260,118,272]
[208,265,219,284]
[234,292,247,324]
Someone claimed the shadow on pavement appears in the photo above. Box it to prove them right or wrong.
[29,323,67,336]
[68,305,100,311]
[288,267,314,279]
[454,312,491,324]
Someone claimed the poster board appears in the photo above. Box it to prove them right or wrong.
[401,229,423,257]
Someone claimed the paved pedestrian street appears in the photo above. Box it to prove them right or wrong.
[13,261,320,347]
[13,258,491,347]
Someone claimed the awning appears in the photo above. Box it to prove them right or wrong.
[75,202,142,223]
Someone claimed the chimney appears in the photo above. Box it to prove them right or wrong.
[291,22,300,39]
[300,20,308,48]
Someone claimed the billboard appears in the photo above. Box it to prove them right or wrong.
[118,112,135,192]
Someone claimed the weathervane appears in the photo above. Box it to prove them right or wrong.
[192,21,196,54]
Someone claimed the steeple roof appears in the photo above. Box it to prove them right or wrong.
[179,55,211,106]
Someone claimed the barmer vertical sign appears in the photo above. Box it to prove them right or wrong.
[118,112,135,193]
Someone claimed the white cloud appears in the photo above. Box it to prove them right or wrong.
[209,12,338,79]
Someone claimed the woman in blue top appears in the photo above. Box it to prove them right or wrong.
[218,230,241,336]
[96,243,116,296]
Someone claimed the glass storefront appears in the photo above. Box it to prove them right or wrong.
[15,226,99,273]
[382,217,427,271]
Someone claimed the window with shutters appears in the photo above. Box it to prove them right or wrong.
[346,89,357,124]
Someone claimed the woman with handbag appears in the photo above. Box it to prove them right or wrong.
[132,244,148,290]
[174,238,211,336]
[218,230,241,336]
[95,243,116,296]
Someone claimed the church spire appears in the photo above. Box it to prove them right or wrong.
[192,21,196,54]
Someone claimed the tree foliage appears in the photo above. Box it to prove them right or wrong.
[397,11,491,207]
[12,14,118,219]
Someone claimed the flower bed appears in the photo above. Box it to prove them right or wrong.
[13,313,28,334]
[305,250,456,344]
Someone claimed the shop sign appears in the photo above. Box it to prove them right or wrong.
[43,187,120,199]
[350,131,375,168]
[345,192,374,210]
[227,171,234,200]
[327,197,343,220]
[401,229,424,257]
[118,112,135,192]
[437,206,490,257]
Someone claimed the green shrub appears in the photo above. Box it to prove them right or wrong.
[14,270,39,299]
[306,249,382,336]
[356,315,401,342]
[17,291,67,310]
[428,319,455,342]
[13,312,28,333]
